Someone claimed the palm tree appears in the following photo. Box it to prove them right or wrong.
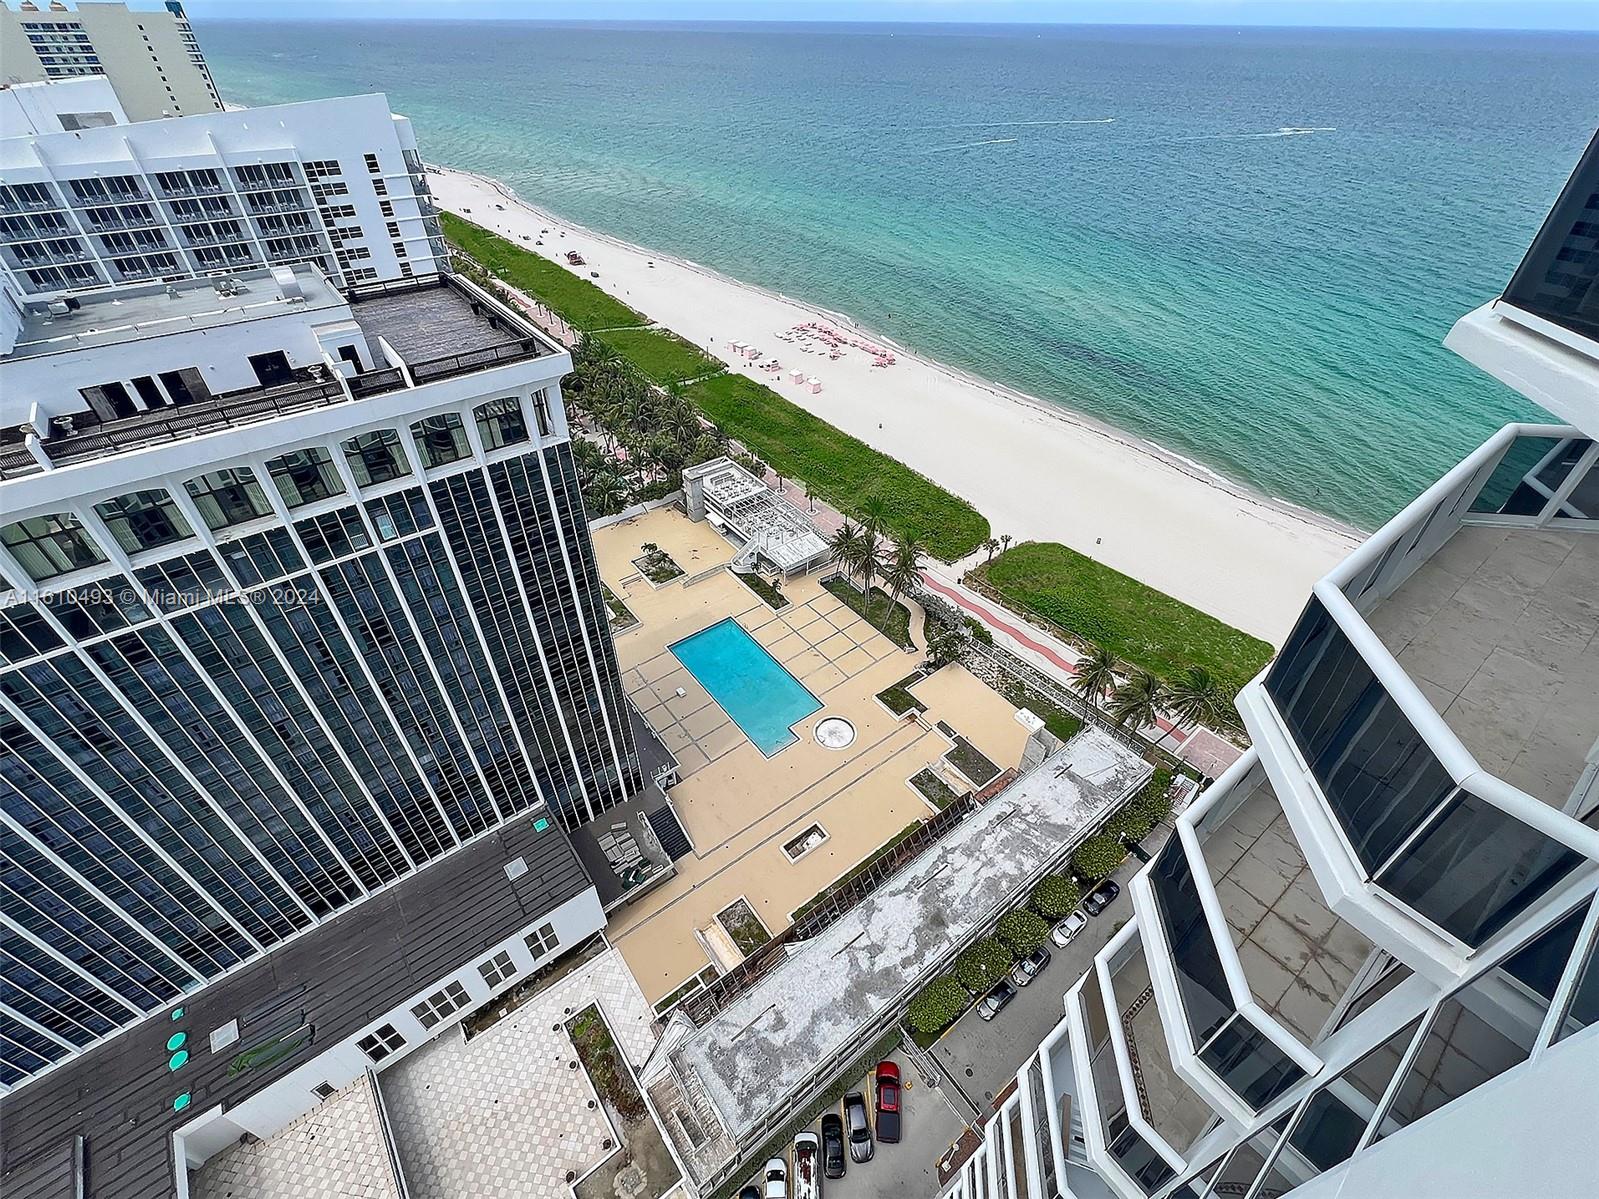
[1165,666,1228,733]
[858,493,892,541]
[999,533,1013,555]
[1108,669,1167,740]
[589,469,630,516]
[1072,644,1121,707]
[828,520,866,583]
[983,537,1000,564]
[857,523,885,601]
[882,536,926,606]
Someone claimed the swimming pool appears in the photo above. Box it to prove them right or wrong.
[670,617,822,756]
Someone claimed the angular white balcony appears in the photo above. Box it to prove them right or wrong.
[1240,423,1599,983]
[1132,752,1376,1126]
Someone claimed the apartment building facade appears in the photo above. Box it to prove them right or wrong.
[0,91,446,297]
[1,0,221,122]
[0,249,653,1194]
[941,132,1598,1199]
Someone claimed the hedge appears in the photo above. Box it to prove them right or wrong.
[953,936,1014,993]
[1029,874,1083,920]
[1106,768,1176,843]
[996,909,1050,955]
[1071,833,1128,883]
[907,975,971,1035]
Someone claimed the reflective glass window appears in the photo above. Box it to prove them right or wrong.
[342,428,411,487]
[1,513,106,581]
[94,489,192,553]
[474,397,528,451]
[268,447,346,508]
[185,467,271,530]
[412,412,469,467]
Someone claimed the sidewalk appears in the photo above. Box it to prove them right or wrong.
[919,566,1243,779]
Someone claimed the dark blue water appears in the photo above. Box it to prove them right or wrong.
[199,20,1599,528]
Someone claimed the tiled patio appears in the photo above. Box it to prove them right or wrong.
[591,507,1033,1006]
[1110,943,1218,1157]
[377,947,656,1199]
[1367,524,1599,810]
[189,1073,400,1199]
[1203,775,1374,1043]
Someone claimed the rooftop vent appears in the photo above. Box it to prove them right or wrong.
[270,265,304,302]
[503,855,529,882]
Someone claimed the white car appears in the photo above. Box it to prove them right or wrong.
[1050,911,1088,948]
[763,1157,788,1199]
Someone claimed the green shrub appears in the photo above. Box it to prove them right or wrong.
[907,975,970,1035]
[996,909,1050,955]
[1072,834,1127,883]
[1029,874,1083,920]
[1107,768,1177,843]
[953,936,1014,992]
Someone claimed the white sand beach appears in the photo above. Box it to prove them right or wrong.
[433,166,1359,643]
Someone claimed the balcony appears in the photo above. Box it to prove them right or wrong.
[1244,423,1599,979]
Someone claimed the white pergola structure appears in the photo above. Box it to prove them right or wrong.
[683,456,831,577]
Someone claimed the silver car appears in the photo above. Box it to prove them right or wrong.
[1050,911,1088,948]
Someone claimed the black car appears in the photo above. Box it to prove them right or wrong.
[820,1114,846,1179]
[740,1187,761,1199]
[1083,879,1122,916]
[842,1091,875,1163]
[977,978,1017,1021]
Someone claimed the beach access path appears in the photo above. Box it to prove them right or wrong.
[431,166,1359,643]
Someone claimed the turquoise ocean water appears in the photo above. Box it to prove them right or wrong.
[199,20,1599,530]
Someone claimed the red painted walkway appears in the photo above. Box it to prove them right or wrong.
[921,571,1188,745]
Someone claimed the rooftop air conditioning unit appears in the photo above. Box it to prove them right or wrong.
[47,300,70,316]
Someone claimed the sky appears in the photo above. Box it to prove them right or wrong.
[180,0,1599,32]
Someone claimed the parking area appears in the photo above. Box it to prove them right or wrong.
[928,827,1174,1110]
[731,1050,970,1199]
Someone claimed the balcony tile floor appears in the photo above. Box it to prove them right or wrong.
[1369,525,1599,810]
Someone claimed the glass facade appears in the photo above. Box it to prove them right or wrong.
[411,412,470,467]
[1502,128,1598,343]
[0,417,637,1087]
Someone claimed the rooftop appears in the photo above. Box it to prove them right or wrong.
[4,265,345,364]
[670,730,1151,1144]
[0,809,591,1199]
[1366,523,1599,812]
[0,272,561,480]
[686,456,830,574]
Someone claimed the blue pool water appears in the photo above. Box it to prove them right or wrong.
[671,618,822,756]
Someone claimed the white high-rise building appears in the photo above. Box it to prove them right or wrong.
[0,90,448,297]
[938,131,1598,1199]
[0,0,222,123]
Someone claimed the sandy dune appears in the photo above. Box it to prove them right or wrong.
[433,165,1358,642]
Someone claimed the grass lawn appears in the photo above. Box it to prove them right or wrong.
[442,212,648,331]
[876,671,927,716]
[823,577,913,649]
[977,542,1273,698]
[595,327,724,384]
[734,571,790,609]
[995,676,1084,743]
[910,767,962,810]
[683,373,989,561]
[946,735,1000,787]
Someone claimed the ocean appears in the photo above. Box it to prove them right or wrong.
[197,19,1599,530]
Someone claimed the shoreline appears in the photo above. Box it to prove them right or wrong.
[432,163,1360,641]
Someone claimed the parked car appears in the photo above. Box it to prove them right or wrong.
[1083,880,1122,916]
[842,1091,875,1163]
[820,1114,846,1179]
[763,1157,788,1199]
[977,978,1018,1021]
[740,1187,760,1199]
[793,1131,821,1199]
[1050,911,1089,948]
[1010,945,1052,986]
[874,1060,901,1144]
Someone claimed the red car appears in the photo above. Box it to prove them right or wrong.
[874,1060,901,1143]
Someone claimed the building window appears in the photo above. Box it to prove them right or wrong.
[364,152,381,173]
[410,980,471,1030]
[1,514,106,581]
[475,398,528,452]
[185,467,272,530]
[525,922,559,959]
[356,1023,405,1063]
[268,447,346,508]
[410,413,470,469]
[93,489,193,554]
[478,950,517,989]
[532,391,553,438]
[342,429,412,487]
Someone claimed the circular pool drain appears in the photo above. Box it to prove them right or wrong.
[814,717,856,750]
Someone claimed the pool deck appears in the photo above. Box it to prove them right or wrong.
[591,507,1031,1005]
